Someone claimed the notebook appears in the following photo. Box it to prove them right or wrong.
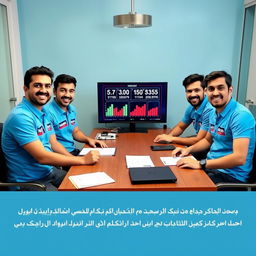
[129,166,177,184]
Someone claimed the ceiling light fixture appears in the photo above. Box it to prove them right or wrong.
[113,0,152,28]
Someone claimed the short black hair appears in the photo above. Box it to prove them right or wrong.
[24,66,54,88]
[54,74,77,90]
[182,74,205,89]
[204,71,232,88]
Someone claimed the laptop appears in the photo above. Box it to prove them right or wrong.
[129,166,177,184]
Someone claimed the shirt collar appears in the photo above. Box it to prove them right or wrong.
[22,97,45,119]
[50,98,74,115]
[215,98,236,118]
[195,96,208,115]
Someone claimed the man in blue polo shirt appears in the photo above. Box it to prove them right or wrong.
[2,66,100,190]
[154,73,213,146]
[45,74,107,156]
[173,71,255,184]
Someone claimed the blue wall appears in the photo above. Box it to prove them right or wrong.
[17,0,244,134]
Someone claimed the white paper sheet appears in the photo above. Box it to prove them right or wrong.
[160,156,196,166]
[68,172,115,189]
[125,155,154,168]
[79,148,116,156]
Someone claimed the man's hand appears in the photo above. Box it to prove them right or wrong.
[171,147,190,157]
[87,138,108,148]
[176,158,201,169]
[154,134,172,143]
[82,150,100,164]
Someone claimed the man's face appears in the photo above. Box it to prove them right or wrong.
[24,75,52,108]
[185,81,205,108]
[54,83,76,109]
[206,77,232,112]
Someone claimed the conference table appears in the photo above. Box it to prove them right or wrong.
[58,129,216,191]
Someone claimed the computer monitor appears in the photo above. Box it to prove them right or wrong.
[97,82,168,133]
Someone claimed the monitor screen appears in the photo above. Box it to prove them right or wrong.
[97,82,167,132]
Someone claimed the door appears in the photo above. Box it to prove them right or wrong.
[0,0,23,123]
[246,3,256,118]
[238,1,256,118]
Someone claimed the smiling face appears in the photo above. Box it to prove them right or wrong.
[185,81,205,109]
[24,74,52,109]
[54,83,76,110]
[206,77,233,112]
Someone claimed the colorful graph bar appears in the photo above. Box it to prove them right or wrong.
[106,104,128,117]
[148,106,159,116]
[130,104,146,116]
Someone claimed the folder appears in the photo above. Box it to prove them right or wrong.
[129,166,177,184]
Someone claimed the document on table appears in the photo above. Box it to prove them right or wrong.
[69,172,115,189]
[160,156,196,166]
[79,148,116,156]
[95,133,117,140]
[125,155,155,168]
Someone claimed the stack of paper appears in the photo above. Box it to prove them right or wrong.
[79,148,116,156]
[69,172,115,189]
[125,155,154,168]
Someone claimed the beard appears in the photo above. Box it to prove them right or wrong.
[56,96,73,107]
[210,102,227,109]
[209,95,226,109]
[187,96,203,108]
[29,92,51,106]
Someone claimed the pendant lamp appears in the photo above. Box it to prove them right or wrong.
[113,0,152,28]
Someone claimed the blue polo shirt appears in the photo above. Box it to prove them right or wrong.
[207,98,255,182]
[44,99,78,152]
[182,96,213,133]
[2,97,54,182]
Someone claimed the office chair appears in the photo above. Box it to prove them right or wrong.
[216,148,256,191]
[0,123,46,191]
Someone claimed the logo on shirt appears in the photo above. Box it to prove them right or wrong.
[198,121,202,127]
[210,124,215,132]
[59,120,68,129]
[37,126,45,136]
[47,123,52,131]
[71,118,76,126]
[217,126,225,136]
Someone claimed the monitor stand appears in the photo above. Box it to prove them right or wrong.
[118,123,148,133]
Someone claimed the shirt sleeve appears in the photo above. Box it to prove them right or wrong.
[181,106,193,125]
[230,110,255,139]
[8,113,39,146]
[200,106,213,131]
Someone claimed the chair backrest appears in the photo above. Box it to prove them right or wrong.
[247,146,256,183]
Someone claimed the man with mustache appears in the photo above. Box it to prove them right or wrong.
[154,74,213,146]
[45,74,107,156]
[2,66,100,190]
[173,71,255,184]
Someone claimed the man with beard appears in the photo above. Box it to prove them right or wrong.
[173,71,255,184]
[45,74,107,156]
[2,66,100,190]
[154,74,213,146]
